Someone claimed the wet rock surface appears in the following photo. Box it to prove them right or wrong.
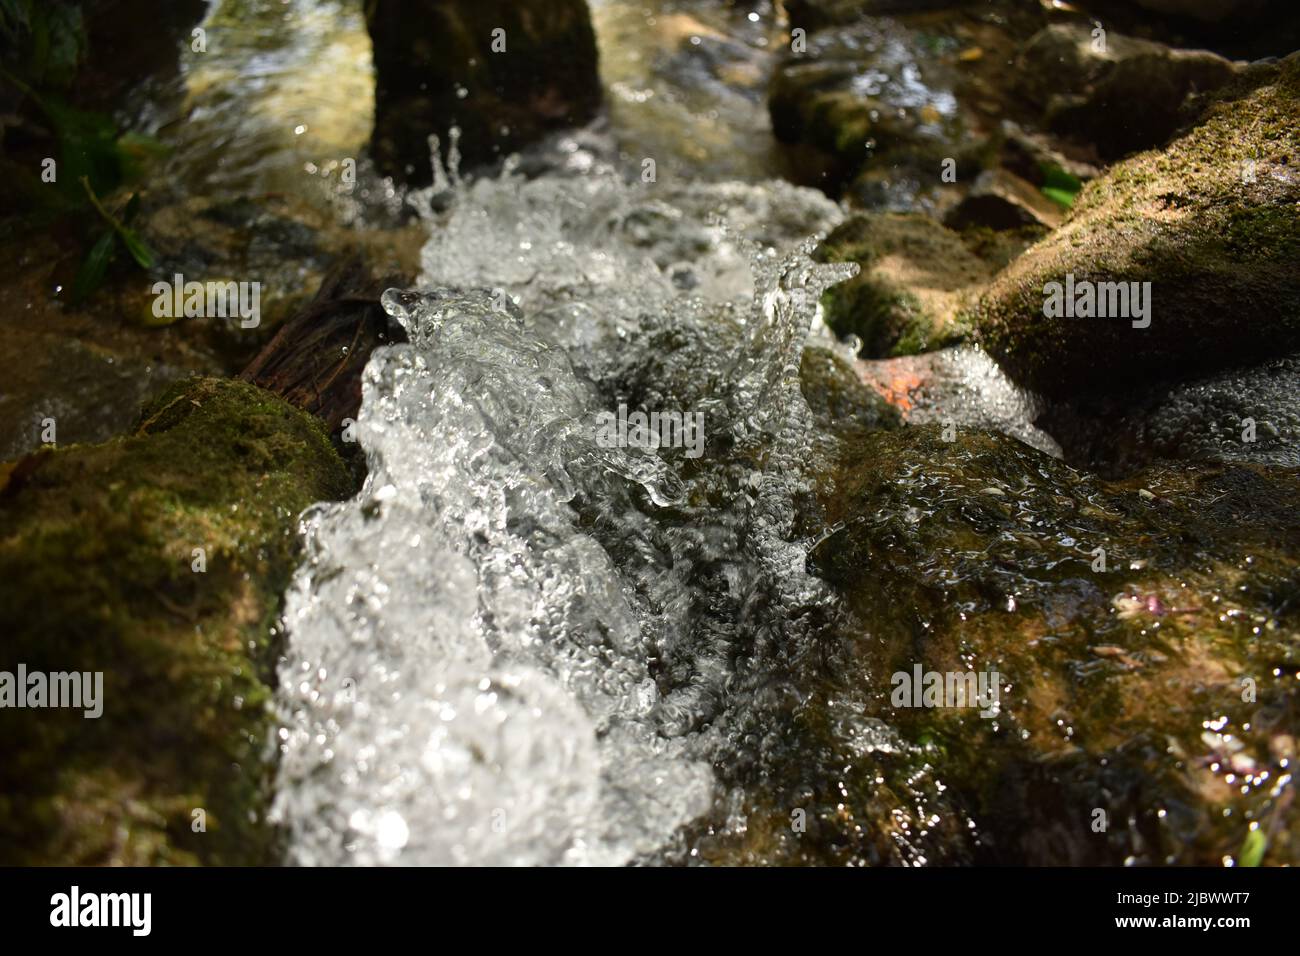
[1038,353,1300,475]
[0,229,223,463]
[807,425,1300,865]
[800,344,904,435]
[769,13,975,195]
[769,0,1061,209]
[0,330,189,463]
[1,0,1297,869]
[0,378,353,865]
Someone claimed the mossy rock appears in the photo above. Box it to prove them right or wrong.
[974,54,1300,400]
[0,377,353,865]
[815,213,992,357]
[799,344,903,435]
[366,0,601,182]
[805,425,1300,864]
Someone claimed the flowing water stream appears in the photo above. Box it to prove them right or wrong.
[150,0,1049,864]
[269,141,874,864]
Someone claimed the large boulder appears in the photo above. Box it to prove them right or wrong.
[366,0,601,183]
[973,55,1300,400]
[0,378,353,864]
[687,418,1300,865]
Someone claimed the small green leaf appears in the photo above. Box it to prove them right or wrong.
[1042,186,1077,209]
[1239,828,1267,867]
[1040,162,1083,209]
[71,230,117,304]
[1041,163,1083,192]
[81,178,155,269]
[118,223,155,269]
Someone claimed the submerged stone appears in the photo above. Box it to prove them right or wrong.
[806,425,1300,864]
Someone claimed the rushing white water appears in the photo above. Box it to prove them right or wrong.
[271,137,862,865]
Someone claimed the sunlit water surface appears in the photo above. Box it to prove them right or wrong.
[270,142,864,864]
[149,0,1067,864]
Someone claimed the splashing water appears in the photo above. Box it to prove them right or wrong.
[271,136,867,865]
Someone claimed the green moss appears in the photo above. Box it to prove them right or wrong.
[1222,204,1300,258]
[975,56,1300,398]
[888,316,937,356]
[0,377,353,865]
[823,282,921,354]
[815,213,993,357]
[803,425,1300,864]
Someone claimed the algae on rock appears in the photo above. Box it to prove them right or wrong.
[0,378,353,865]
[974,54,1300,400]
[815,212,995,357]
[808,425,1300,864]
